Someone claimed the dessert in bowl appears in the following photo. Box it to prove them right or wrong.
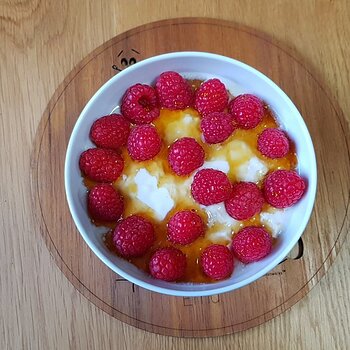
[65,52,317,296]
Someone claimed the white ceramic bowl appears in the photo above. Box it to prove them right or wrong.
[65,52,317,297]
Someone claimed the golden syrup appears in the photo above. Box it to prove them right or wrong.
[187,79,203,91]
[83,177,97,189]
[87,102,297,283]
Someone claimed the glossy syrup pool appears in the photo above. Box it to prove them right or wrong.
[84,96,297,283]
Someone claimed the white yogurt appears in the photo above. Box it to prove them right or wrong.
[200,160,230,174]
[260,209,288,237]
[202,203,238,228]
[162,113,200,144]
[201,203,238,243]
[207,229,233,243]
[134,169,174,220]
[119,109,286,241]
[236,156,268,183]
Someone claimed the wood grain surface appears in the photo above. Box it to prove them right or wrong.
[1,1,350,349]
[31,18,350,338]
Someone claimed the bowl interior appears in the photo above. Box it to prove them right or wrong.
[65,52,317,296]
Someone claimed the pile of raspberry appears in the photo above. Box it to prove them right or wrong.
[79,71,306,282]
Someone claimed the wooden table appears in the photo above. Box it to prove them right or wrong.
[1,1,349,348]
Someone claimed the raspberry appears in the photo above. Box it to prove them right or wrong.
[200,244,234,280]
[200,112,235,144]
[231,226,272,263]
[257,128,290,158]
[167,210,204,245]
[90,114,130,149]
[191,169,232,206]
[225,182,264,220]
[168,137,205,176]
[121,83,160,124]
[113,215,155,257]
[127,125,161,161]
[79,148,124,182]
[228,94,264,129]
[88,184,124,222]
[263,170,306,208]
[195,78,228,116]
[149,247,186,281]
[155,71,194,110]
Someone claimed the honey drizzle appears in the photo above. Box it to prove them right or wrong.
[85,98,297,283]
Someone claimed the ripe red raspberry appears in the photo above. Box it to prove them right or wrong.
[168,137,205,176]
[149,247,187,281]
[79,148,124,182]
[200,112,235,144]
[195,78,228,116]
[225,182,264,220]
[127,125,161,161]
[113,215,155,257]
[200,244,234,280]
[263,170,306,208]
[167,210,204,245]
[88,184,124,222]
[90,114,130,149]
[121,83,159,124]
[191,169,232,206]
[228,94,264,129]
[257,128,290,158]
[231,226,272,263]
[155,71,194,110]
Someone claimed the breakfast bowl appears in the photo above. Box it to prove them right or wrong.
[65,51,317,297]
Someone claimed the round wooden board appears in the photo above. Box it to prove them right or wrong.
[31,18,350,337]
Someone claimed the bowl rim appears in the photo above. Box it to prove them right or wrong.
[65,51,317,296]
